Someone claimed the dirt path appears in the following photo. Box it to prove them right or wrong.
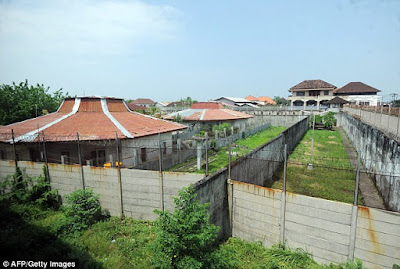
[339,127,386,209]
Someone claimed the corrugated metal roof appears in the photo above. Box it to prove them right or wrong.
[215,97,252,103]
[191,102,224,109]
[0,97,186,142]
[164,108,253,122]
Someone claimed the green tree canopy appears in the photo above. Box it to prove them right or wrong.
[273,96,289,106]
[0,80,69,125]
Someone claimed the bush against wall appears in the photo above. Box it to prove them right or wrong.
[0,166,60,209]
[61,188,105,234]
[152,185,221,268]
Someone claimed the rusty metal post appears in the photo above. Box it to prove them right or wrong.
[280,144,288,244]
[42,132,50,182]
[348,152,361,260]
[158,133,165,212]
[77,132,85,190]
[115,133,124,218]
[11,129,18,169]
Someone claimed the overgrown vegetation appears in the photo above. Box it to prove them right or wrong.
[0,172,367,268]
[170,126,286,174]
[152,186,221,268]
[0,166,60,209]
[272,129,363,204]
[0,80,69,125]
[313,112,336,130]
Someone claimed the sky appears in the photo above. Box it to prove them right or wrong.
[0,0,399,102]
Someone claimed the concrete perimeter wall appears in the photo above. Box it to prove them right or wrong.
[343,106,400,141]
[230,117,309,186]
[193,117,310,239]
[232,180,400,269]
[0,160,202,220]
[340,112,400,212]
[250,114,308,128]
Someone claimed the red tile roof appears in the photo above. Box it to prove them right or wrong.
[290,80,337,91]
[245,95,257,101]
[257,96,276,105]
[334,82,380,94]
[132,98,155,105]
[0,97,186,142]
[191,102,224,109]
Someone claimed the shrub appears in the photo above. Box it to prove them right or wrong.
[210,139,217,150]
[62,188,103,233]
[212,123,232,137]
[323,112,336,129]
[0,167,59,209]
[172,114,183,122]
[152,185,219,268]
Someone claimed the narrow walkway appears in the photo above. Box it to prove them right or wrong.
[339,127,386,209]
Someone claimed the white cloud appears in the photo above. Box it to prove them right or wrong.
[0,0,181,55]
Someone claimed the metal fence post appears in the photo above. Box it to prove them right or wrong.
[42,132,50,182]
[76,132,85,190]
[158,133,165,212]
[228,140,232,179]
[280,144,288,244]
[116,133,124,218]
[397,109,400,139]
[354,150,361,206]
[205,132,209,176]
[227,139,233,235]
[308,114,315,170]
[348,149,361,260]
[11,129,18,169]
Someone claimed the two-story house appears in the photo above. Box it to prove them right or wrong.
[334,82,382,106]
[288,80,337,109]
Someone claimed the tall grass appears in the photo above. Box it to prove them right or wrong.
[272,129,362,204]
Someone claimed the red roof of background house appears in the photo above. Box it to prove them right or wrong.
[127,103,147,110]
[257,96,276,105]
[290,80,337,91]
[191,102,224,109]
[245,95,257,101]
[0,97,186,142]
[334,82,381,94]
[131,98,155,105]
[163,108,253,122]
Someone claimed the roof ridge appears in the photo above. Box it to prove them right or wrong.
[101,99,133,138]
[11,98,81,143]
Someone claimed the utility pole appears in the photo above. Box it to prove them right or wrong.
[390,93,398,104]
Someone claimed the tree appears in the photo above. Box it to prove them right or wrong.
[0,80,69,125]
[152,185,219,268]
[273,96,289,106]
[393,99,400,107]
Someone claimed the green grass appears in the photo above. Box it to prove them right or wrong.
[169,126,287,174]
[272,129,363,204]
[0,203,366,269]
